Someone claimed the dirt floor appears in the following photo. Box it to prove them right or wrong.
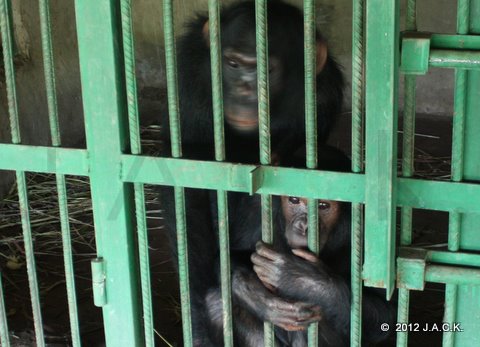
[0,114,456,346]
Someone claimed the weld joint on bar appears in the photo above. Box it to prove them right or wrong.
[91,258,107,307]
[249,165,264,194]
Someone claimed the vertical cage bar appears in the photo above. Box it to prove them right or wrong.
[0,274,10,347]
[207,1,233,346]
[39,1,82,346]
[0,0,19,144]
[351,0,365,345]
[447,1,480,346]
[15,172,45,347]
[255,1,274,345]
[120,1,154,346]
[364,0,400,297]
[0,1,45,345]
[443,2,469,346]
[397,1,417,346]
[304,1,319,345]
[74,0,143,345]
[163,1,193,346]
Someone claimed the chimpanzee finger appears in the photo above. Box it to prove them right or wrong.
[257,274,277,291]
[251,252,275,269]
[253,265,278,289]
[291,248,319,264]
[255,241,281,261]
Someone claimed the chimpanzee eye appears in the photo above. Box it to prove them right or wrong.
[228,59,239,68]
[318,201,331,210]
[288,197,300,204]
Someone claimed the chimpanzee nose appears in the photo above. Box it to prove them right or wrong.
[294,218,308,235]
[237,82,255,97]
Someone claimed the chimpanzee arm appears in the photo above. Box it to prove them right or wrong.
[252,242,394,343]
[205,285,294,347]
[231,262,323,331]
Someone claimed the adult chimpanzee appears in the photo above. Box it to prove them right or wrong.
[161,0,344,163]
[204,147,395,346]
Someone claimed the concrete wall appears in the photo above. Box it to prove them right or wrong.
[0,0,458,197]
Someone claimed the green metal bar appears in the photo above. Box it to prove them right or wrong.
[121,155,365,200]
[428,49,480,70]
[255,1,274,344]
[444,1,470,345]
[39,0,60,146]
[304,1,319,345]
[430,34,480,50]
[454,1,480,346]
[1,0,45,345]
[255,0,270,168]
[398,1,416,345]
[0,144,89,175]
[426,250,480,268]
[351,0,365,344]
[0,274,10,347]
[163,0,182,159]
[74,1,143,346]
[304,0,317,171]
[162,1,193,346]
[119,1,153,346]
[207,1,233,346]
[0,0,19,144]
[426,265,480,286]
[208,0,226,163]
[396,178,480,213]
[16,172,45,347]
[364,0,400,295]
[39,1,81,346]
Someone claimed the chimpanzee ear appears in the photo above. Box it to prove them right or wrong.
[202,20,210,46]
[316,40,328,74]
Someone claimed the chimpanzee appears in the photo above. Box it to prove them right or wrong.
[161,0,344,163]
[204,147,395,346]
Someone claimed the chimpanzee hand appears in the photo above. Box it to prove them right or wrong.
[251,241,334,301]
[231,265,322,331]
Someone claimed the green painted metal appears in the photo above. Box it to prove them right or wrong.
[431,33,480,50]
[91,258,107,307]
[255,1,274,344]
[207,1,234,345]
[1,0,45,344]
[427,250,480,268]
[426,266,480,286]
[119,0,154,345]
[400,34,430,75]
[396,249,427,291]
[0,145,89,175]
[162,0,193,345]
[0,0,19,144]
[429,49,480,70]
[453,1,480,346]
[351,0,365,344]
[398,0,417,345]
[396,178,480,213]
[39,1,81,345]
[304,1,319,343]
[74,1,143,346]
[0,274,10,347]
[364,0,400,295]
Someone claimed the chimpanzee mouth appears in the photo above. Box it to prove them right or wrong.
[225,113,259,131]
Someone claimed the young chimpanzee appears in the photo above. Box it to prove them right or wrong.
[204,147,395,346]
[161,0,344,163]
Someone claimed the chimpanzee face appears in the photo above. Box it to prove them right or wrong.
[281,196,341,250]
[222,47,283,133]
